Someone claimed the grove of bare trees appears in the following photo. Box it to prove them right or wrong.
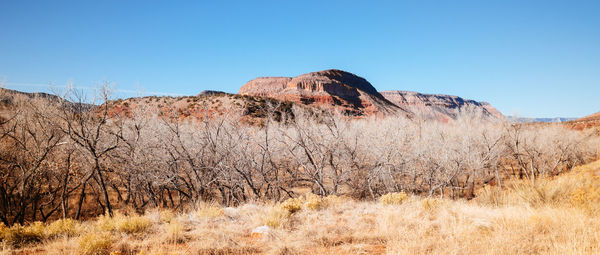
[0,89,598,225]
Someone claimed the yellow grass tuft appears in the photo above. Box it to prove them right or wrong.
[47,218,82,238]
[116,214,152,234]
[280,197,303,214]
[262,196,309,228]
[263,206,291,228]
[380,192,408,205]
[78,232,114,255]
[159,210,176,223]
[95,212,151,234]
[323,194,346,207]
[194,203,225,219]
[96,213,117,232]
[2,222,46,247]
[570,184,600,214]
[0,222,8,241]
[303,193,323,210]
[163,219,185,243]
[420,197,441,211]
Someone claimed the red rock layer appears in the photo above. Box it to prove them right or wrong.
[239,69,410,117]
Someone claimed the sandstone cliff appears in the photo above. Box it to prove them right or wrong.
[239,69,410,116]
[240,69,503,120]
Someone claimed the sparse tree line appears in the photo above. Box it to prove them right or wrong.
[0,89,598,225]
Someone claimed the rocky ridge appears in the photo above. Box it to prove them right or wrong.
[240,69,502,120]
[380,90,503,121]
[239,69,410,116]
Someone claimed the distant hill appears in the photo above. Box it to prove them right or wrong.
[576,112,600,122]
[1,87,64,107]
[104,91,309,124]
[506,116,577,123]
[240,69,501,120]
[0,87,89,115]
[380,90,502,121]
[567,111,600,130]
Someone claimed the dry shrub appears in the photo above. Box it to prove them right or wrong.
[263,197,308,228]
[0,219,81,248]
[159,210,176,223]
[380,192,408,205]
[302,194,346,210]
[44,237,79,255]
[116,215,152,234]
[267,244,300,255]
[323,195,346,208]
[163,219,185,243]
[476,160,600,211]
[264,206,291,228]
[95,213,151,234]
[78,232,114,255]
[194,203,225,219]
[567,161,600,215]
[47,218,82,238]
[420,198,441,211]
[475,181,565,207]
[1,222,46,247]
[280,198,303,214]
[0,222,7,241]
[96,214,117,232]
[303,193,323,210]
[570,184,600,214]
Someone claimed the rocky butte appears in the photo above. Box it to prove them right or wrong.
[239,69,502,120]
[239,69,411,116]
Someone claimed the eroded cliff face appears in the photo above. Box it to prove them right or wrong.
[380,90,503,121]
[239,77,292,97]
[239,69,503,120]
[239,69,410,116]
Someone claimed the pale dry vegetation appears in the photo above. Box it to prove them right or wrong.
[2,159,600,254]
[1,88,600,254]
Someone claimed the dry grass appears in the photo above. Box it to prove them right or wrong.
[379,192,408,205]
[2,161,600,254]
[78,232,113,255]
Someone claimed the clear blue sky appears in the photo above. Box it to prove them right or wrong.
[1,1,599,118]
